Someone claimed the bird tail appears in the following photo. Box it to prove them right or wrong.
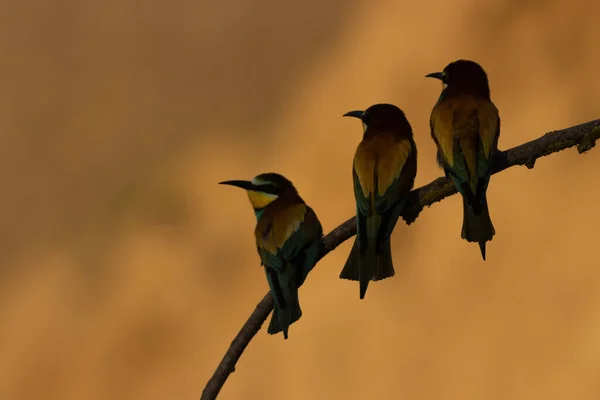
[339,238,376,298]
[266,270,302,340]
[339,236,394,299]
[372,239,394,281]
[461,194,495,261]
[339,238,360,281]
[340,211,395,299]
[357,239,377,300]
[340,237,378,299]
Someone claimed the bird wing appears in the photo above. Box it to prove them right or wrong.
[353,134,416,250]
[431,96,499,197]
[373,137,417,248]
[476,99,500,180]
[430,100,457,171]
[374,137,416,214]
[291,206,323,286]
[431,98,476,196]
[352,142,375,219]
[353,134,415,214]
[351,165,370,252]
[256,204,322,287]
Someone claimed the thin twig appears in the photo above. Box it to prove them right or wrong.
[201,118,600,400]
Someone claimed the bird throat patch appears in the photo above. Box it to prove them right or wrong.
[247,190,278,210]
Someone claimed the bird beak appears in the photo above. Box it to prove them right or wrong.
[343,110,365,120]
[425,72,444,80]
[218,180,256,191]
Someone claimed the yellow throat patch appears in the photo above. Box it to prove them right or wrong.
[247,190,278,210]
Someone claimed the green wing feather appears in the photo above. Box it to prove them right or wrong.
[374,144,417,248]
[352,167,371,217]
[352,167,370,253]
[257,206,323,288]
[476,112,500,194]
[256,205,322,337]
[352,141,416,252]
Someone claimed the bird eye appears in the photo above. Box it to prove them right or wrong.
[264,184,279,194]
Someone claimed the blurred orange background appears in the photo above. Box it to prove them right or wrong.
[1,0,600,399]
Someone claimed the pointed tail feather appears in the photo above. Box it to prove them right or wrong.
[339,238,375,298]
[340,235,395,298]
[267,285,302,339]
[358,239,378,299]
[265,266,302,339]
[461,195,495,261]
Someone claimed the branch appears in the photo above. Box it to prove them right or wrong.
[201,119,600,400]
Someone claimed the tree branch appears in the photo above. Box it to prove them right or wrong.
[200,118,600,400]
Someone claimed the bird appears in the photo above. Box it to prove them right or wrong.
[219,173,323,339]
[339,103,418,299]
[426,59,500,260]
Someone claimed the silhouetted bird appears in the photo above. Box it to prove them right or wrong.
[339,104,417,299]
[426,59,500,260]
[220,173,323,339]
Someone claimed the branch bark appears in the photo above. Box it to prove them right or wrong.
[201,118,600,400]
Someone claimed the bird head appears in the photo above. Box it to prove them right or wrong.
[343,103,411,134]
[426,59,491,98]
[219,172,297,212]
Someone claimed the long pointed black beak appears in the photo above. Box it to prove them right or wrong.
[343,110,364,119]
[218,180,255,190]
[425,72,444,80]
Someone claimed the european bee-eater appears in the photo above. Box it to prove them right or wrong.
[426,59,500,260]
[219,173,323,339]
[339,104,418,299]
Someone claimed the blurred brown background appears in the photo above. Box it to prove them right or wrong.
[1,0,599,399]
